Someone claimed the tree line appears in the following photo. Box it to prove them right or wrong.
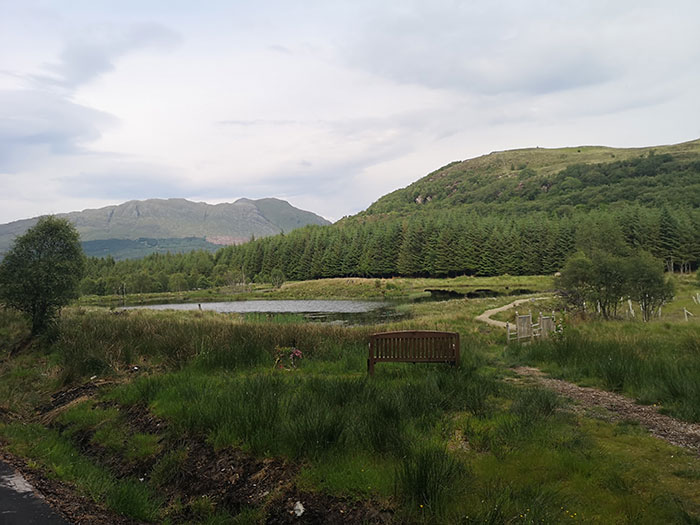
[81,204,700,295]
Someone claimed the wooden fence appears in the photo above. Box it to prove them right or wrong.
[507,311,556,343]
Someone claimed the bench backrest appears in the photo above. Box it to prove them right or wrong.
[368,330,460,364]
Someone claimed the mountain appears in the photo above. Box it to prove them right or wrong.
[0,198,330,259]
[363,138,700,216]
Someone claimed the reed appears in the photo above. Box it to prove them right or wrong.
[395,445,469,518]
[513,326,700,421]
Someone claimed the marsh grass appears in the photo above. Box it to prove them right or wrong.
[52,308,372,383]
[461,482,562,524]
[116,364,496,461]
[463,386,562,458]
[57,400,162,465]
[511,324,700,421]
[2,280,700,523]
[395,445,469,518]
[149,448,188,488]
[78,274,555,307]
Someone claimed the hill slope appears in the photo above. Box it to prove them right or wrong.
[364,138,700,215]
[215,137,699,281]
[0,198,330,258]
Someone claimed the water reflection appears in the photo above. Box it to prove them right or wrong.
[126,300,406,325]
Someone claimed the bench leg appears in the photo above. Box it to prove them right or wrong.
[367,359,374,376]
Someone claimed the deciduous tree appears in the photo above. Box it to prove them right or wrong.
[0,216,85,334]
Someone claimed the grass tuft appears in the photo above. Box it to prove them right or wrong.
[395,445,468,517]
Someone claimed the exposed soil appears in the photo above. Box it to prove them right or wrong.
[512,366,700,455]
[151,439,393,523]
[168,439,297,511]
[6,381,395,524]
[38,380,115,416]
[265,488,394,524]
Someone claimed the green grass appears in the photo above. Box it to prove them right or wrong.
[509,322,700,421]
[78,274,555,307]
[0,422,162,521]
[1,274,699,523]
[395,445,469,518]
[111,363,496,460]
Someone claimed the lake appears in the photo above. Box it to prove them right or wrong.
[125,300,405,324]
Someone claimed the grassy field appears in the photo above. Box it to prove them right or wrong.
[77,274,555,307]
[1,275,699,523]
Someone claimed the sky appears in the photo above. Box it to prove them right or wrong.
[1,1,699,224]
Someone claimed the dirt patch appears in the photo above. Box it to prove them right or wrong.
[167,440,296,512]
[52,402,168,480]
[155,438,395,523]
[120,403,167,436]
[0,449,140,525]
[38,380,115,416]
[513,366,700,454]
[266,488,394,524]
[10,392,396,523]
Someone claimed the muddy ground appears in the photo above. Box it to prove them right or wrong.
[3,382,395,524]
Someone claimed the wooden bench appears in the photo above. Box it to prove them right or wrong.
[367,330,460,375]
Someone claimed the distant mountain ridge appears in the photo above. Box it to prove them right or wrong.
[0,198,330,258]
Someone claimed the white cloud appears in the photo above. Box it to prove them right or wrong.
[1,1,699,224]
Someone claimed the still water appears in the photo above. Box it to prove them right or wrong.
[126,300,404,324]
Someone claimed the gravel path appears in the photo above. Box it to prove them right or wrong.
[513,366,700,455]
[474,296,548,328]
[475,300,700,455]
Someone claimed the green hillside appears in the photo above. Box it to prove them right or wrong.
[365,138,700,215]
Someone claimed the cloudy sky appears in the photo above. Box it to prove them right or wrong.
[1,1,699,224]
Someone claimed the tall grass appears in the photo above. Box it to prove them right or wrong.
[110,364,497,461]
[510,325,700,421]
[4,298,699,523]
[395,446,469,517]
[53,309,372,382]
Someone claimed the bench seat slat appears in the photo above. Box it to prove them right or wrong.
[368,330,460,375]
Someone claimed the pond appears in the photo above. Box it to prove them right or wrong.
[125,300,406,325]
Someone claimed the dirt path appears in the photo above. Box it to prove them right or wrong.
[474,301,700,455]
[513,366,700,455]
[474,296,548,328]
